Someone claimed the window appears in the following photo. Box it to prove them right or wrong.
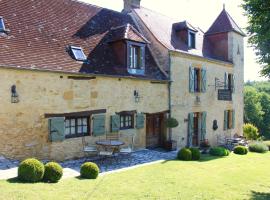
[0,17,5,32]
[120,114,134,130]
[188,31,196,49]
[227,74,234,91]
[127,42,145,75]
[194,68,201,92]
[189,67,206,93]
[70,46,87,61]
[65,117,89,138]
[224,110,235,130]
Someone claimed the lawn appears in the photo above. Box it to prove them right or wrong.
[1,152,270,200]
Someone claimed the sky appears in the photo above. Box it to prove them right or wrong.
[82,0,267,82]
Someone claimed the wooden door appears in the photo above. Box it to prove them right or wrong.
[146,114,163,148]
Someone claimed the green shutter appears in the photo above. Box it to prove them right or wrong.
[232,110,235,129]
[188,113,194,147]
[201,68,207,93]
[224,110,228,130]
[189,67,195,93]
[224,73,228,89]
[232,75,235,93]
[201,112,207,141]
[93,115,106,136]
[111,114,120,132]
[136,113,145,129]
[49,117,65,142]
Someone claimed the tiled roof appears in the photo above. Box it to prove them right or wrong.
[206,8,246,36]
[0,0,166,80]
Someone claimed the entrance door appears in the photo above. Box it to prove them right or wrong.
[192,113,200,146]
[146,114,164,148]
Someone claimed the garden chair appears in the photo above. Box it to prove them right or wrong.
[82,137,97,156]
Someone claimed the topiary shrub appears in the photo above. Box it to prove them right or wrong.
[209,147,230,157]
[243,123,260,140]
[177,148,192,161]
[43,162,63,183]
[18,158,45,183]
[233,146,248,155]
[80,162,99,179]
[249,142,268,153]
[263,141,270,151]
[189,147,201,160]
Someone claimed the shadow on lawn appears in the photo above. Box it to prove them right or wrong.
[160,155,225,164]
[249,191,270,200]
[6,177,30,184]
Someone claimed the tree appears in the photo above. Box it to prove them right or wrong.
[242,0,270,78]
[259,92,270,138]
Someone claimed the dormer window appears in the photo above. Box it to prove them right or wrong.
[0,17,6,32]
[127,41,145,75]
[188,31,196,49]
[70,46,87,61]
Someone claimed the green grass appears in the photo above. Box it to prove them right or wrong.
[1,152,270,200]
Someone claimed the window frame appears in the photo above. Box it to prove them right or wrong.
[194,68,202,92]
[64,116,90,138]
[0,17,5,32]
[188,30,196,49]
[120,113,134,130]
[127,41,145,75]
[70,46,87,61]
[226,110,233,130]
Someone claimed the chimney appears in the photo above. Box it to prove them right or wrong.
[123,0,141,12]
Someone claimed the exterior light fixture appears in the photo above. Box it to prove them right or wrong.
[134,90,142,103]
[11,85,19,103]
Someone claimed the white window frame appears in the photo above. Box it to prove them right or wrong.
[70,46,87,61]
[188,30,196,49]
[127,41,145,75]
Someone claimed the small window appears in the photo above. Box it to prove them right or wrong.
[120,114,134,130]
[226,110,233,129]
[70,46,87,61]
[227,74,234,91]
[127,42,145,75]
[65,117,89,138]
[0,17,6,32]
[194,68,201,92]
[188,31,196,49]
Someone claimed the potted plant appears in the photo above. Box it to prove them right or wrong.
[164,117,179,151]
[200,139,210,154]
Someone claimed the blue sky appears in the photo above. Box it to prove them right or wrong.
[82,0,266,81]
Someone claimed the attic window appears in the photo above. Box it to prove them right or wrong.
[70,46,87,61]
[188,31,196,49]
[0,17,6,32]
[127,41,145,75]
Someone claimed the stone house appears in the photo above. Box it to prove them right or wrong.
[125,0,245,148]
[0,0,245,161]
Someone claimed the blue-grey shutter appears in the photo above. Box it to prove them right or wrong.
[188,113,194,147]
[224,110,228,130]
[127,42,132,68]
[111,115,120,132]
[232,75,235,93]
[201,68,207,93]
[140,46,145,69]
[136,113,145,129]
[201,112,207,141]
[232,110,235,129]
[224,73,228,89]
[49,117,65,142]
[92,115,106,136]
[189,67,195,93]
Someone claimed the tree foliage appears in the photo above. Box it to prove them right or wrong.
[242,0,270,78]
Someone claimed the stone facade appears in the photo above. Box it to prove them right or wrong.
[0,68,168,161]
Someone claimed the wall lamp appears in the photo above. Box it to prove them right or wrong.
[11,85,19,103]
[134,90,142,103]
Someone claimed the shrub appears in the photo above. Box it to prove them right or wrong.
[233,146,248,155]
[243,123,260,140]
[249,142,268,153]
[209,147,230,157]
[18,158,44,183]
[80,162,99,179]
[177,148,192,161]
[43,162,63,183]
[165,118,179,128]
[189,147,201,160]
[263,141,270,150]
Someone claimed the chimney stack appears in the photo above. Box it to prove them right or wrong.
[123,0,141,12]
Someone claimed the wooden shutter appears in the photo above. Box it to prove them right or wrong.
[201,112,207,141]
[111,115,120,132]
[92,115,106,136]
[232,110,235,129]
[188,113,194,147]
[49,117,65,142]
[140,46,145,69]
[201,68,207,93]
[189,67,195,93]
[136,113,145,129]
[224,73,228,89]
[232,75,235,93]
[224,110,228,130]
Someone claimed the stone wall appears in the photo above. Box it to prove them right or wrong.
[0,68,168,161]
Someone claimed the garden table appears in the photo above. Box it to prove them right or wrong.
[96,140,125,154]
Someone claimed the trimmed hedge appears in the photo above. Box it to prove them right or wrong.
[18,158,45,183]
[80,162,99,179]
[177,148,192,161]
[43,162,63,183]
[233,146,248,155]
[249,142,268,153]
[189,148,201,160]
[209,147,230,157]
